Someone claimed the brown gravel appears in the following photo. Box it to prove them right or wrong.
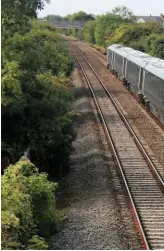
[51,66,142,250]
[74,41,164,177]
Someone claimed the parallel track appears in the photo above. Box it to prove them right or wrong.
[76,40,164,130]
[71,45,164,250]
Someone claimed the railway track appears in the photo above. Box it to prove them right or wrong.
[71,44,164,250]
[75,40,164,131]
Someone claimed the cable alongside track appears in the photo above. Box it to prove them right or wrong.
[71,45,164,250]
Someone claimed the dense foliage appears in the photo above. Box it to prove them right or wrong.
[2,0,76,249]
[67,11,95,21]
[2,158,59,249]
[45,11,95,22]
[2,3,75,176]
[46,14,63,22]
[83,20,97,44]
[61,6,164,59]
[2,0,50,36]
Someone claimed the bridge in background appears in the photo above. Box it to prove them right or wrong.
[48,14,164,29]
[49,20,88,29]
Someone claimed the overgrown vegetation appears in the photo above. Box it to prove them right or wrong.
[2,0,76,249]
[60,6,164,59]
[2,0,75,176]
[2,158,60,249]
[45,11,95,22]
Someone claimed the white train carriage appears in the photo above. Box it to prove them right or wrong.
[107,44,164,124]
[107,44,124,72]
[142,60,164,124]
[125,52,155,96]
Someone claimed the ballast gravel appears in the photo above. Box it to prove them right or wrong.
[75,41,164,173]
[51,67,141,250]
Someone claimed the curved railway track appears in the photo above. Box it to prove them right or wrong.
[71,44,164,250]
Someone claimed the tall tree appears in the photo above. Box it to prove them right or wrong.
[47,15,63,22]
[111,5,134,21]
[2,0,50,35]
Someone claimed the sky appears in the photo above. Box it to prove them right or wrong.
[38,0,164,17]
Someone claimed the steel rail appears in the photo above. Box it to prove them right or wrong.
[73,51,150,250]
[76,40,164,131]
[72,44,164,188]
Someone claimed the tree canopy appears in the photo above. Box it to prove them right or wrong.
[2,0,76,248]
[47,15,63,22]
[2,158,59,249]
[61,5,164,59]
[69,11,95,21]
[111,5,134,20]
[2,0,75,175]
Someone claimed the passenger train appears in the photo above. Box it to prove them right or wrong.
[107,44,164,125]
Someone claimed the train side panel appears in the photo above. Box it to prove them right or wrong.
[143,70,164,124]
[107,44,164,125]
[107,44,124,72]
[114,53,124,79]
[125,60,141,96]
[107,48,113,70]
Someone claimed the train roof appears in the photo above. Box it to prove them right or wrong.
[127,52,154,68]
[107,44,123,50]
[108,44,149,60]
[145,60,164,80]
[111,46,136,58]
[108,44,164,79]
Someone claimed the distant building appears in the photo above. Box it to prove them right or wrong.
[136,14,164,27]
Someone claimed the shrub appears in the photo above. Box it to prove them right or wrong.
[108,22,162,46]
[83,20,96,44]
[2,21,75,176]
[1,158,59,250]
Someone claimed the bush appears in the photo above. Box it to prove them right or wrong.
[2,21,75,176]
[146,34,164,59]
[108,22,162,46]
[63,8,164,60]
[1,158,59,250]
[83,20,96,44]
[94,14,124,46]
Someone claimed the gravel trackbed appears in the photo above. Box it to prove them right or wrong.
[51,67,141,250]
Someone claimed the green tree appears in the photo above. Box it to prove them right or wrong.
[64,11,95,21]
[2,0,75,177]
[108,22,162,46]
[83,20,96,44]
[146,33,164,59]
[46,15,63,22]
[2,158,59,250]
[2,23,75,175]
[2,0,50,36]
[94,13,126,46]
[63,14,72,21]
[112,5,134,20]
